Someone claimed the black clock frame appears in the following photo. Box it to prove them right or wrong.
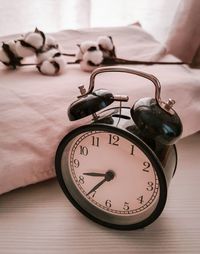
[55,123,169,230]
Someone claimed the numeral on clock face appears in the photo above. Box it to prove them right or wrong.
[73,159,80,168]
[142,161,151,172]
[92,136,100,147]
[130,144,135,155]
[108,134,119,146]
[79,145,88,156]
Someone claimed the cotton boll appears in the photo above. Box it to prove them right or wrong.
[24,31,45,51]
[37,48,60,63]
[25,32,44,49]
[15,40,35,57]
[37,54,66,76]
[83,50,103,65]
[0,41,22,68]
[80,41,99,53]
[2,39,21,58]
[6,40,18,56]
[16,28,46,54]
[80,50,103,72]
[97,36,114,51]
[97,36,116,58]
[75,41,100,63]
[37,60,57,75]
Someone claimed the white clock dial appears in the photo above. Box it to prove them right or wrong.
[62,130,160,221]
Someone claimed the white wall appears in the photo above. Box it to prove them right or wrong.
[0,0,181,42]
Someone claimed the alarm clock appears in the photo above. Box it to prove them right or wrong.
[55,66,183,230]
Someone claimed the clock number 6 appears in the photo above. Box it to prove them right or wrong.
[105,200,112,208]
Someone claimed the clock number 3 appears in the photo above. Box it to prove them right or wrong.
[146,181,154,191]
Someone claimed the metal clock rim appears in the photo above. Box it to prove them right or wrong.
[55,124,168,230]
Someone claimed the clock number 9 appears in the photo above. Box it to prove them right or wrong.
[73,159,80,168]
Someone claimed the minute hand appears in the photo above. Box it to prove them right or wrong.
[86,170,115,196]
[87,178,107,196]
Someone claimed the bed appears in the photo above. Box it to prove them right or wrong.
[0,24,200,195]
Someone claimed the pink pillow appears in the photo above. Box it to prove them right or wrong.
[166,0,200,64]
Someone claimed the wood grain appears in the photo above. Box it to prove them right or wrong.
[0,132,200,254]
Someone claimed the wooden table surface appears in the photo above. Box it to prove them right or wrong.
[0,132,200,254]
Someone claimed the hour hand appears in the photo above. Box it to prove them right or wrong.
[83,172,106,177]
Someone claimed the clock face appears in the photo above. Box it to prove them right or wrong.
[59,127,162,227]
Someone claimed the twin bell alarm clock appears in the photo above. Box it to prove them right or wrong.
[55,66,183,230]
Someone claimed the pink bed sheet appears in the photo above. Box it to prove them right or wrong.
[0,25,200,194]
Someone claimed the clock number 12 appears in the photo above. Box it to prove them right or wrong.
[109,134,119,146]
